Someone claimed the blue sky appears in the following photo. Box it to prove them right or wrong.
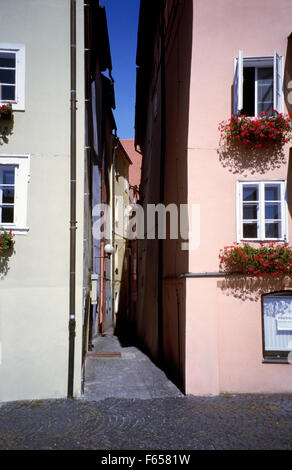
[101,0,140,139]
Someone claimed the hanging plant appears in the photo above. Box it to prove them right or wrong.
[219,242,292,277]
[218,111,292,148]
[0,103,13,121]
[0,229,15,253]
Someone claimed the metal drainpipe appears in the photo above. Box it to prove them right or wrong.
[158,1,166,365]
[112,138,118,328]
[68,0,77,399]
[99,151,104,334]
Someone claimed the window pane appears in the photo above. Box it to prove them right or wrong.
[0,52,16,68]
[0,187,14,204]
[0,84,15,101]
[243,222,258,238]
[242,67,255,116]
[265,203,281,220]
[0,206,14,223]
[263,295,292,354]
[3,169,15,185]
[243,203,258,219]
[265,222,281,238]
[0,69,15,85]
[243,185,258,201]
[258,97,273,114]
[265,184,281,201]
[257,67,273,114]
[258,67,273,81]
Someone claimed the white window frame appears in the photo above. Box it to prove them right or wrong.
[236,180,287,243]
[0,155,30,234]
[0,43,25,111]
[262,291,292,362]
[233,50,284,116]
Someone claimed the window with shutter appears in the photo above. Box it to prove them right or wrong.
[233,51,283,116]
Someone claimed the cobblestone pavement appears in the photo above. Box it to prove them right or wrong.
[0,394,292,450]
[1,332,292,450]
[82,331,183,400]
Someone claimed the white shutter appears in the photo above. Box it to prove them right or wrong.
[273,51,283,113]
[233,50,243,114]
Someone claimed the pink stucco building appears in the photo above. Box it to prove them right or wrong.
[134,0,292,394]
[120,138,142,203]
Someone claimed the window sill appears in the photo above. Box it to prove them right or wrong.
[262,358,290,364]
[0,226,29,235]
[239,240,287,244]
[0,102,25,112]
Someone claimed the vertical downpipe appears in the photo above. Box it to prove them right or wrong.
[158,2,166,365]
[68,0,77,399]
[111,139,118,328]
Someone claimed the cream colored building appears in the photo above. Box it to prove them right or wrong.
[110,139,131,328]
[0,0,115,402]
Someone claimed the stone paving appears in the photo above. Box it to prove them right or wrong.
[0,394,292,450]
[82,330,183,400]
[0,331,292,450]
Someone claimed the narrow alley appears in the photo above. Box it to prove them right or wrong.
[82,328,183,401]
[1,0,292,455]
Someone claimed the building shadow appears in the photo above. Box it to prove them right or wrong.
[218,274,292,302]
[161,0,192,392]
[133,0,193,394]
[0,245,15,280]
[218,140,287,175]
[0,115,14,145]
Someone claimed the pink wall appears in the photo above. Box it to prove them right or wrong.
[120,139,142,189]
[185,0,292,394]
[218,279,292,393]
[188,0,291,150]
[185,278,220,395]
[185,277,292,395]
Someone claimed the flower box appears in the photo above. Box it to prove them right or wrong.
[0,103,13,121]
[219,111,292,148]
[0,229,15,253]
[219,242,292,277]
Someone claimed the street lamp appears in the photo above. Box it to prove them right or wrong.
[104,244,114,257]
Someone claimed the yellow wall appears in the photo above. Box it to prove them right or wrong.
[111,143,130,325]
